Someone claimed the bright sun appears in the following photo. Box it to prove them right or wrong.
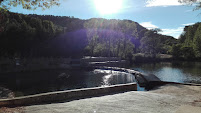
[94,0,123,15]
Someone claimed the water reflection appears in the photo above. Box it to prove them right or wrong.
[0,69,136,96]
[132,62,201,84]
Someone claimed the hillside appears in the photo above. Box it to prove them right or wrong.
[0,9,177,59]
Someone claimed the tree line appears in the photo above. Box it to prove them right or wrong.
[171,22,201,60]
[0,8,64,57]
[2,8,199,61]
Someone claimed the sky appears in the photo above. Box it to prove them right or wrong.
[8,0,201,39]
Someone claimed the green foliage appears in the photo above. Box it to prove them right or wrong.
[42,20,55,38]
[0,0,60,10]
[171,44,182,58]
[86,34,99,55]
[0,9,177,59]
[177,22,201,59]
[121,39,135,59]
[181,46,195,59]
[83,18,175,59]
[140,30,163,54]
[83,19,138,59]
[178,32,186,43]
[183,25,196,46]
[84,33,135,59]
[0,9,62,57]
[193,24,201,57]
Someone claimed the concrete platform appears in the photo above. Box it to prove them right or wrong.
[0,83,137,107]
[175,105,201,113]
[141,73,161,82]
[1,84,200,113]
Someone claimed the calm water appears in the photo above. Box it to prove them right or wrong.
[132,62,201,84]
[2,61,199,97]
[0,69,135,96]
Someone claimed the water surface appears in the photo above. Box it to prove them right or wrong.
[0,69,135,96]
[132,62,201,84]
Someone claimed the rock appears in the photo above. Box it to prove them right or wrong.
[0,87,14,99]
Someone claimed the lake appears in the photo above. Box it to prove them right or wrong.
[1,61,201,97]
[132,61,201,84]
[0,69,135,97]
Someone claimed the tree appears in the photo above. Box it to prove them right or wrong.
[140,30,162,54]
[171,44,182,58]
[181,46,195,59]
[0,0,60,10]
[179,0,201,10]
[193,24,201,57]
[151,28,162,33]
[41,20,56,38]
[184,26,195,46]
[122,39,135,59]
[85,34,99,56]
[176,22,201,59]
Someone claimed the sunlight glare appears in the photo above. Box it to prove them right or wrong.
[94,0,123,15]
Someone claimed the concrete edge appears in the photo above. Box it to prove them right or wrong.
[0,83,137,107]
[161,81,201,86]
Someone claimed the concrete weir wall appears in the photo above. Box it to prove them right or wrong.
[96,67,162,90]
[0,57,127,73]
[0,83,137,107]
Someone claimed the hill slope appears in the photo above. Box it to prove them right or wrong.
[0,9,177,58]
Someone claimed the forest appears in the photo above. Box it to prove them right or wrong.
[172,22,201,60]
[0,8,200,61]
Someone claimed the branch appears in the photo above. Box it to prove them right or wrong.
[0,0,60,10]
